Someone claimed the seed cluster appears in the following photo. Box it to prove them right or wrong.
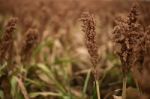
[21,28,39,63]
[113,5,145,74]
[113,4,150,96]
[0,18,17,64]
[81,11,99,67]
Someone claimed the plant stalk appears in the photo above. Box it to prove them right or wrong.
[96,80,101,99]
[122,75,127,99]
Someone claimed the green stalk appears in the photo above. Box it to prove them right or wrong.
[83,69,91,94]
[82,69,91,98]
[122,75,127,99]
[96,80,101,99]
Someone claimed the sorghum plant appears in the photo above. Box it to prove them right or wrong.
[113,4,150,98]
[19,28,39,99]
[0,17,17,99]
[81,11,101,99]
[0,18,17,65]
[112,4,145,99]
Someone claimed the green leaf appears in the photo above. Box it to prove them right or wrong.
[82,69,91,94]
[10,76,18,98]
[0,90,4,99]
[0,62,7,77]
[37,64,66,93]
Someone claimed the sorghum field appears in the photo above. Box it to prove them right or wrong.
[0,0,150,99]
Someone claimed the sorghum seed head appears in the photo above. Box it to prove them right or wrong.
[81,11,99,66]
[112,4,145,74]
[0,18,17,64]
[21,28,39,64]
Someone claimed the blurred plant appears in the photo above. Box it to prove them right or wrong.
[0,17,17,99]
[131,26,150,98]
[21,28,39,64]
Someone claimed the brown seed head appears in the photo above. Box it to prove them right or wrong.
[81,11,99,67]
[112,4,145,74]
[0,18,17,64]
[21,28,39,64]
